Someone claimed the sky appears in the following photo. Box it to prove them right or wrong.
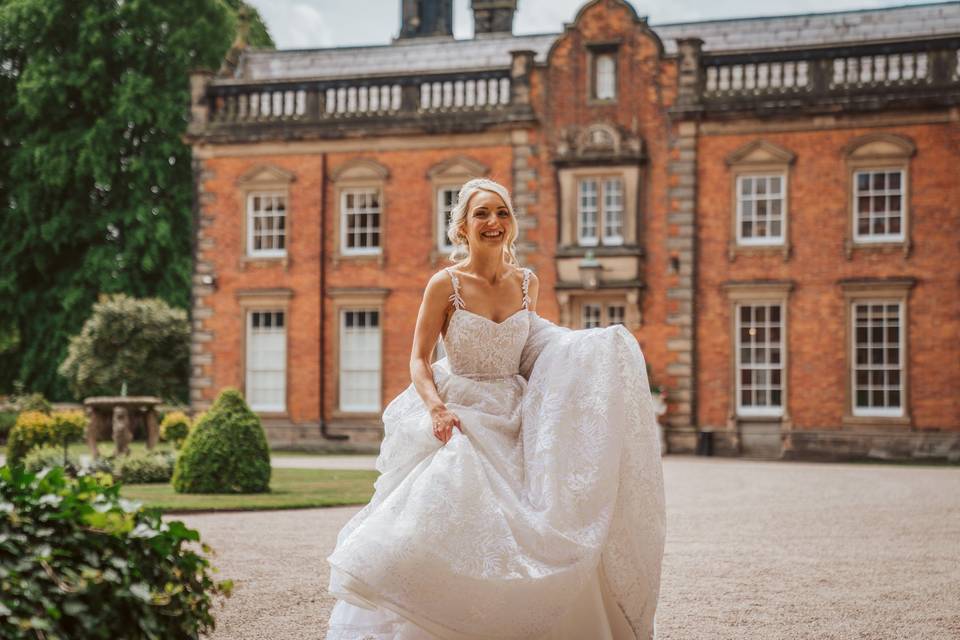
[244,0,947,49]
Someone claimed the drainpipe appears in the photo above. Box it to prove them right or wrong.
[319,153,347,440]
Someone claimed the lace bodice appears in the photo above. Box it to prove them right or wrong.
[441,266,532,380]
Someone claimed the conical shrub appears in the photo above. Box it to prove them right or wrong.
[172,388,271,493]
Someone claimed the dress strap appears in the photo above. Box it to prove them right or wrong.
[521,268,532,310]
[445,267,465,310]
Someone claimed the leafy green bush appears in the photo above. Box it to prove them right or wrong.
[115,451,176,484]
[159,411,191,449]
[0,465,232,639]
[23,445,82,475]
[0,410,17,443]
[5,410,87,465]
[57,294,190,402]
[172,388,271,493]
[5,410,55,464]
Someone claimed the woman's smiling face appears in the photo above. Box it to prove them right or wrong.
[462,189,512,250]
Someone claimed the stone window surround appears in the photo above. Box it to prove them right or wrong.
[328,287,390,420]
[558,290,640,330]
[724,140,796,262]
[331,159,390,267]
[558,164,640,250]
[721,280,794,428]
[235,288,293,418]
[842,133,916,260]
[236,165,296,269]
[426,155,490,265]
[839,278,915,429]
[586,41,620,105]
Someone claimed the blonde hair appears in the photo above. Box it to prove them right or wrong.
[446,178,520,266]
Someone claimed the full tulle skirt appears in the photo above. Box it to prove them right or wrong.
[325,315,665,639]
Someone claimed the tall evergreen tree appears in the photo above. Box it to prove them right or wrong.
[0,0,272,399]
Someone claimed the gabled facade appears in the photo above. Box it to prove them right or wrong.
[186,0,960,460]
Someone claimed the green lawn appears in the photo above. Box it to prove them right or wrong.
[119,467,378,513]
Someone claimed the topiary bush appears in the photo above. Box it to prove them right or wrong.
[115,450,176,484]
[5,410,88,466]
[51,408,87,449]
[159,411,191,449]
[0,465,232,639]
[5,410,55,464]
[23,445,82,475]
[172,388,271,494]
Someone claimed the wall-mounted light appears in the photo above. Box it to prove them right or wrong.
[578,250,602,290]
[200,274,216,288]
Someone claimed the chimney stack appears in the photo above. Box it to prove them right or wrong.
[472,0,517,35]
[399,0,454,39]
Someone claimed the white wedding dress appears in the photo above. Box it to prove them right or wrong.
[326,267,666,640]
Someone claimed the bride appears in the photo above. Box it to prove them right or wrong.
[325,178,666,639]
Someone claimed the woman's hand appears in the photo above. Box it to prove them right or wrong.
[430,405,462,444]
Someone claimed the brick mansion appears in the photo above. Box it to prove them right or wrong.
[185,0,960,460]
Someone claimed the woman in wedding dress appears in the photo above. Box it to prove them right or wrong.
[325,178,666,640]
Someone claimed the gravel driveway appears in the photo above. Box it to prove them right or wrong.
[173,458,960,640]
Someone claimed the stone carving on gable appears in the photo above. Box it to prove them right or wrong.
[554,123,644,164]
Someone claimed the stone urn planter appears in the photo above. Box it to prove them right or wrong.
[83,396,162,457]
[651,390,668,455]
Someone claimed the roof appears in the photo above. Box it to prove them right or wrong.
[236,2,960,82]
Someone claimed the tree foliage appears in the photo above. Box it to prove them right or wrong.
[0,0,271,399]
[58,294,190,401]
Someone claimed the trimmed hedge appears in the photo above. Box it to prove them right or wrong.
[0,465,232,639]
[172,388,271,494]
[115,451,176,484]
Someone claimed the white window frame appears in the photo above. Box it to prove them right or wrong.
[245,309,287,413]
[246,191,288,258]
[577,176,625,247]
[436,185,459,252]
[850,299,904,418]
[340,188,382,256]
[582,303,602,329]
[577,178,599,246]
[852,168,906,244]
[735,173,786,246]
[734,301,785,418]
[595,53,617,100]
[338,308,382,413]
[602,178,625,245]
[606,304,626,326]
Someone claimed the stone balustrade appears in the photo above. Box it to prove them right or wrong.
[696,39,960,106]
[202,69,514,127]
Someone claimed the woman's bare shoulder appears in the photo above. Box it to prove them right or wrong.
[422,267,457,301]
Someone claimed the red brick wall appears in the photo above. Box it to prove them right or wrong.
[321,146,515,422]
[535,0,682,395]
[195,155,324,423]
[696,121,960,432]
